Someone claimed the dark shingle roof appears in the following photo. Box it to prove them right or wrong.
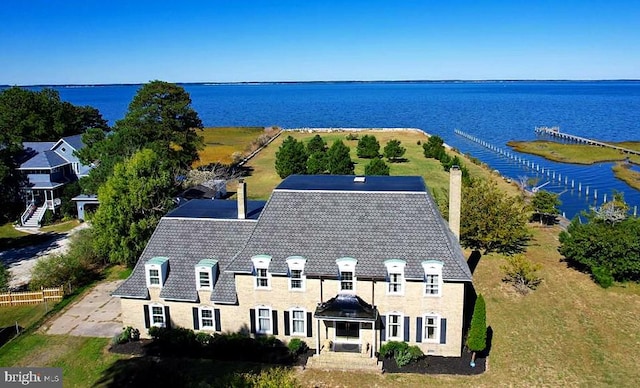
[61,134,85,150]
[227,176,472,282]
[113,217,256,301]
[20,149,68,169]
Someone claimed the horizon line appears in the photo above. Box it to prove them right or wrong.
[2,78,640,88]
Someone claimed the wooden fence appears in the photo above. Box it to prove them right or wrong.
[0,286,64,306]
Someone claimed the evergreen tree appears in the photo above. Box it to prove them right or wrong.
[383,139,406,162]
[422,135,446,160]
[306,151,328,174]
[306,134,327,154]
[364,158,390,175]
[356,135,381,158]
[531,190,561,225]
[275,136,308,178]
[326,140,354,175]
[466,294,487,367]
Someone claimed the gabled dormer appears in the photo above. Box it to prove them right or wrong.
[422,260,444,297]
[195,259,218,291]
[145,257,169,288]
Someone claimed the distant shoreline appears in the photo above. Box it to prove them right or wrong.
[3,79,640,88]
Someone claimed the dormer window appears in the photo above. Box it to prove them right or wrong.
[195,259,218,291]
[422,260,444,297]
[336,257,357,294]
[145,257,169,288]
[286,256,307,291]
[251,255,272,290]
[384,259,406,295]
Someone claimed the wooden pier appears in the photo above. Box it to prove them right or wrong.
[535,126,640,156]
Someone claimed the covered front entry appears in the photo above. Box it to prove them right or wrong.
[314,294,378,357]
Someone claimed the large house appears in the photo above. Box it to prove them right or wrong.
[114,172,472,368]
[18,134,92,226]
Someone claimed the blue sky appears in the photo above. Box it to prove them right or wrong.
[2,0,639,84]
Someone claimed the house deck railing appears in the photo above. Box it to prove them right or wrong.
[20,203,36,225]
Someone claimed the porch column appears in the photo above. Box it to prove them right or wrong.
[316,319,320,355]
[371,323,375,358]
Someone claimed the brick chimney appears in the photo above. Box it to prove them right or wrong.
[449,166,462,241]
[237,179,247,220]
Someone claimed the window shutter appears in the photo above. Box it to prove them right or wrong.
[306,312,313,338]
[416,317,423,343]
[164,306,171,329]
[143,305,150,329]
[214,309,221,332]
[440,318,447,344]
[192,307,199,330]
[403,316,410,342]
[380,315,386,341]
[249,309,256,334]
[272,310,279,335]
[284,311,290,335]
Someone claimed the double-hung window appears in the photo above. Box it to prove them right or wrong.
[340,271,354,291]
[422,260,443,297]
[286,256,307,291]
[145,257,169,288]
[384,259,406,295]
[257,308,271,333]
[291,309,306,336]
[252,255,272,290]
[423,315,439,342]
[387,313,403,340]
[151,306,165,327]
[290,270,303,289]
[200,308,214,329]
[195,259,217,291]
[149,269,160,285]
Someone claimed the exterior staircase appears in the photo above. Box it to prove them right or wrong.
[305,350,383,373]
[22,205,47,228]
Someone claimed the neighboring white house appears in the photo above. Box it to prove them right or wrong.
[18,134,92,226]
[114,174,472,370]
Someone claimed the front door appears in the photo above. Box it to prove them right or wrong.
[335,321,360,342]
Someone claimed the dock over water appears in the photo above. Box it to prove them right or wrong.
[535,126,640,156]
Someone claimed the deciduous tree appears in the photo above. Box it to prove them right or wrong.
[275,136,308,178]
[461,179,531,254]
[92,149,175,266]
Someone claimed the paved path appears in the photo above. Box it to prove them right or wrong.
[44,280,123,338]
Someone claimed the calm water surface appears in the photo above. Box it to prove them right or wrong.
[47,81,640,218]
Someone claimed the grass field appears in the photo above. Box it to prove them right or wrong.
[508,140,640,190]
[239,129,516,200]
[194,126,266,167]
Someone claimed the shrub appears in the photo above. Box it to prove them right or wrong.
[195,332,213,346]
[379,341,408,358]
[256,335,282,348]
[591,266,614,288]
[345,133,359,141]
[245,368,300,388]
[466,294,487,353]
[501,254,543,294]
[288,338,307,355]
[41,209,55,226]
[113,326,140,345]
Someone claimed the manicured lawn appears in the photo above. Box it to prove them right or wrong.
[0,334,125,387]
[195,126,266,167]
[40,219,81,234]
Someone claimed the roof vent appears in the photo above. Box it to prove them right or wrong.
[354,176,366,183]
